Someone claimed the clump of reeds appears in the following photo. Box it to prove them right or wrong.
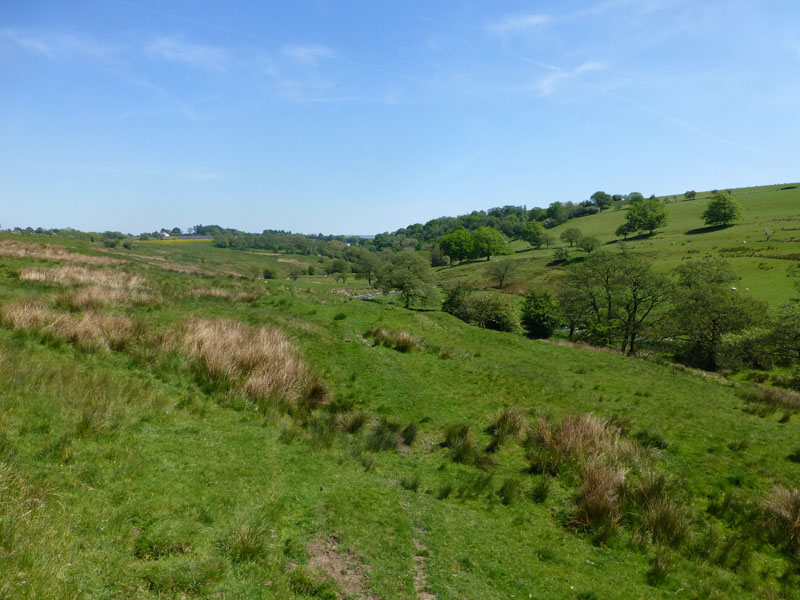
[365,327,421,352]
[19,265,144,289]
[0,240,122,265]
[186,288,258,302]
[740,384,800,411]
[761,485,800,556]
[572,458,627,542]
[180,318,328,412]
[1,300,140,351]
[486,406,528,451]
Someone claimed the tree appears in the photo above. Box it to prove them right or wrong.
[471,226,507,261]
[486,257,518,288]
[560,228,582,247]
[439,229,474,263]
[615,222,636,240]
[430,243,448,267]
[702,191,742,226]
[626,198,668,235]
[627,192,645,203]
[521,221,546,249]
[355,252,381,285]
[590,191,613,210]
[671,259,766,370]
[577,235,601,253]
[377,251,437,309]
[684,190,697,201]
[557,252,672,354]
[521,290,558,338]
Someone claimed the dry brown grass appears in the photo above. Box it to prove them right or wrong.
[19,265,144,288]
[180,318,328,411]
[186,287,260,302]
[573,458,627,541]
[1,300,140,351]
[56,285,158,311]
[365,327,421,352]
[0,240,122,265]
[762,485,800,555]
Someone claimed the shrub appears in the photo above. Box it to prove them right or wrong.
[263,268,276,279]
[520,289,558,338]
[442,286,518,332]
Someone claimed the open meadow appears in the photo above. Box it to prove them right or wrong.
[1,184,800,599]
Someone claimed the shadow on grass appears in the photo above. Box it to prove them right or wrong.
[546,256,585,268]
[685,224,731,235]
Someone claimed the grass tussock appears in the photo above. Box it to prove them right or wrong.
[486,406,528,451]
[56,285,157,310]
[1,299,141,351]
[740,384,800,411]
[186,287,260,302]
[180,318,328,412]
[762,486,800,556]
[0,240,122,265]
[365,327,422,352]
[19,265,144,288]
[572,459,627,542]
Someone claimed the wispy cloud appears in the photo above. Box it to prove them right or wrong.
[145,36,227,70]
[536,61,607,96]
[611,93,761,152]
[1,28,115,62]
[281,44,334,64]
[487,14,550,35]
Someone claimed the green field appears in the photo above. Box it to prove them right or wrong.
[1,182,800,599]
[439,184,800,307]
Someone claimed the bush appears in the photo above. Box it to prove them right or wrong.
[521,289,558,338]
[263,268,276,279]
[442,285,517,332]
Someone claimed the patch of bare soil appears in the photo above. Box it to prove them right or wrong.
[307,536,376,599]
[412,529,436,600]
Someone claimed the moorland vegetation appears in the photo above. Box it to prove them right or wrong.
[1,182,800,598]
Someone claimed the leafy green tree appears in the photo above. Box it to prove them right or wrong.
[626,198,668,235]
[590,191,613,210]
[430,243,448,267]
[671,259,766,370]
[553,247,570,262]
[521,290,558,338]
[442,285,517,331]
[439,229,474,263]
[486,257,518,288]
[355,252,381,285]
[521,221,546,249]
[627,192,645,203]
[577,235,601,253]
[377,251,437,309]
[560,227,582,247]
[684,190,697,201]
[471,226,507,261]
[615,222,636,239]
[558,252,672,354]
[702,191,742,226]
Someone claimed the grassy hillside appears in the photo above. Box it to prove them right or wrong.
[1,188,800,599]
[440,183,800,307]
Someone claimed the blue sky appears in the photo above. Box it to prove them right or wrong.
[1,1,798,235]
